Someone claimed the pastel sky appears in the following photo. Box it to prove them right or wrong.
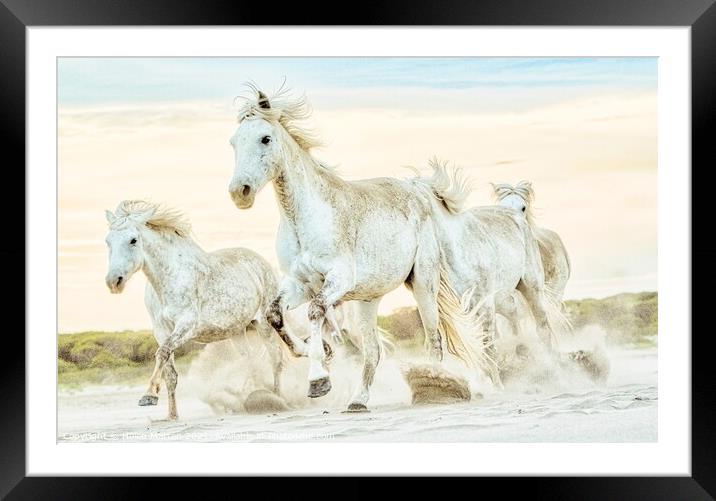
[58,57,657,332]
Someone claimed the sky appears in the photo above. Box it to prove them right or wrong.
[58,57,658,332]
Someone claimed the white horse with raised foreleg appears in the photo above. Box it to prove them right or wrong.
[104,200,285,420]
[227,85,485,411]
[492,181,571,305]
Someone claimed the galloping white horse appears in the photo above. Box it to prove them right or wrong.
[227,86,483,411]
[493,181,571,304]
[416,160,560,379]
[104,200,285,420]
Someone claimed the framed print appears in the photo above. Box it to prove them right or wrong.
[4,0,713,497]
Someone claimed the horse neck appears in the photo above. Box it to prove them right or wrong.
[272,143,342,227]
[139,228,207,299]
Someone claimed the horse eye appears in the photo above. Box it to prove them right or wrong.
[130,238,137,245]
[521,207,526,212]
[261,136,271,145]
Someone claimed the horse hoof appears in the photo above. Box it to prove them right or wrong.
[307,376,332,398]
[344,402,369,413]
[138,394,159,406]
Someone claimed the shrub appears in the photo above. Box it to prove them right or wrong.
[87,350,129,369]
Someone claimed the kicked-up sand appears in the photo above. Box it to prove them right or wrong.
[58,331,657,443]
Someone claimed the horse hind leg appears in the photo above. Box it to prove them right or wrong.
[495,289,521,337]
[517,278,556,352]
[477,297,503,387]
[346,299,381,412]
[256,318,284,395]
[162,354,179,420]
[408,239,444,362]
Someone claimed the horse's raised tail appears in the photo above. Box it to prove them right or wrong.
[435,261,499,381]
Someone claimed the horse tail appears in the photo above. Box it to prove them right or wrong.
[436,261,498,378]
[425,157,472,214]
[375,325,396,358]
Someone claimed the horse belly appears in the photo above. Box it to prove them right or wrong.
[199,283,261,337]
[444,218,524,296]
[349,229,417,299]
[192,325,240,344]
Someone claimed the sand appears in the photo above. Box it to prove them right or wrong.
[58,343,656,443]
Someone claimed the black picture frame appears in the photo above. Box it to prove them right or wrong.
[2,0,711,497]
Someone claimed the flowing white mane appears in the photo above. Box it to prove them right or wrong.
[492,181,536,226]
[236,82,322,151]
[415,157,472,215]
[108,200,192,237]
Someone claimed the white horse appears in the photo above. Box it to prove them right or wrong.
[104,200,285,420]
[492,181,571,304]
[227,86,484,411]
[414,160,560,380]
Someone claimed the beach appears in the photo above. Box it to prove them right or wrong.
[58,345,656,443]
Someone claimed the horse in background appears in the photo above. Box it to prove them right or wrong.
[414,159,561,381]
[492,181,571,305]
[104,200,285,420]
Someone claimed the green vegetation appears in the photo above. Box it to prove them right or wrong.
[59,292,657,386]
[57,330,201,386]
[564,291,657,345]
[378,291,658,347]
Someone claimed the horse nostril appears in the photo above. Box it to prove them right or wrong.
[116,276,123,286]
[242,185,251,197]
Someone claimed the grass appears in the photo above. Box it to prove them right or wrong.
[57,330,201,387]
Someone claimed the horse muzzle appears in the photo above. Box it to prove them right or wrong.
[229,182,256,209]
[105,273,126,294]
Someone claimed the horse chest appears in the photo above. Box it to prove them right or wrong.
[278,220,335,279]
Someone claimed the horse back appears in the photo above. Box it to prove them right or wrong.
[208,247,277,296]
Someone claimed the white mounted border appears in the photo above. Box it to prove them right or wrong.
[27,27,689,475]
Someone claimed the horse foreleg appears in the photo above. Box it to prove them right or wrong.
[346,299,381,412]
[306,272,353,399]
[139,319,195,407]
[266,278,311,357]
[306,294,331,398]
[324,305,345,344]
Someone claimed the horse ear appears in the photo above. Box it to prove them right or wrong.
[133,207,156,225]
[105,210,116,224]
[134,208,156,224]
[257,91,271,109]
